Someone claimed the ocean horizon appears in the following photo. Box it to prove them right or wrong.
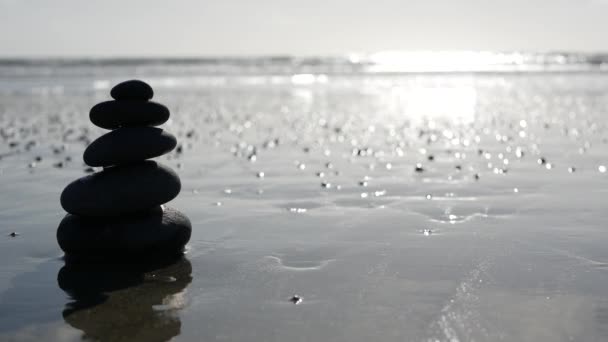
[2,51,608,73]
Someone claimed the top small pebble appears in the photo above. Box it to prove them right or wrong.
[110,80,154,101]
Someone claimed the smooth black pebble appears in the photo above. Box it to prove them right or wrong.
[60,161,181,217]
[57,206,191,258]
[110,80,154,101]
[90,101,170,130]
[84,127,177,167]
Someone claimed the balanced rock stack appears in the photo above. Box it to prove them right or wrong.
[57,80,191,260]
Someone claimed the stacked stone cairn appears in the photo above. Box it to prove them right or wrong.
[58,80,191,260]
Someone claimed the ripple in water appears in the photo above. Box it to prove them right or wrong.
[262,255,334,271]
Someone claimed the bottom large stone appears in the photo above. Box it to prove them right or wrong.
[57,206,191,259]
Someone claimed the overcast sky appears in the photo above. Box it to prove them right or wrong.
[0,0,607,57]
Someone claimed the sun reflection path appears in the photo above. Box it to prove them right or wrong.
[389,79,477,124]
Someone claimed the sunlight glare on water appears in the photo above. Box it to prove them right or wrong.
[368,51,526,73]
[393,81,477,124]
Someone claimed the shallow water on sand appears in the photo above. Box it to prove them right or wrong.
[1,69,608,341]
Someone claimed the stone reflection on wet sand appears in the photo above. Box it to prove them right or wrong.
[58,257,192,342]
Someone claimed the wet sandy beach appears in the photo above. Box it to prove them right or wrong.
[1,63,608,341]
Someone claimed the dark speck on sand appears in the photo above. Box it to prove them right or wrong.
[290,295,303,304]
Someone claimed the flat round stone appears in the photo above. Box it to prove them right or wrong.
[60,161,181,217]
[83,127,177,167]
[110,80,154,101]
[90,101,170,130]
[57,206,192,258]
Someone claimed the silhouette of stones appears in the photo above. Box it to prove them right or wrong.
[83,127,177,167]
[61,161,181,217]
[57,80,191,259]
[90,101,170,129]
[110,79,154,101]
